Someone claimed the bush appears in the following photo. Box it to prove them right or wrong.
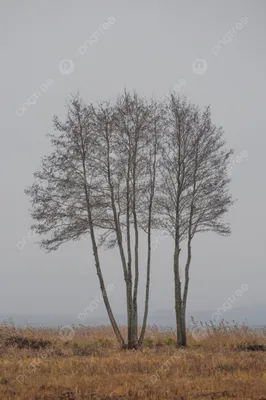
[5,335,51,350]
[72,343,97,356]
[237,343,265,352]
[165,338,176,347]
[143,337,154,349]
[72,338,112,356]
[93,338,113,349]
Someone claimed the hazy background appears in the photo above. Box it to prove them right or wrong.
[1,0,265,327]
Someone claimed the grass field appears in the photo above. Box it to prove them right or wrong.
[0,322,266,399]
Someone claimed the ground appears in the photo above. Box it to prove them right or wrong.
[0,323,266,399]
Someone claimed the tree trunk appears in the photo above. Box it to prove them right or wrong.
[138,134,157,347]
[90,226,126,348]
[126,155,134,349]
[105,134,133,349]
[138,206,152,347]
[180,237,192,347]
[174,246,183,346]
[180,305,187,346]
[81,152,125,348]
[132,149,139,349]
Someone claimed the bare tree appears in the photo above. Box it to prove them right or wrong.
[25,92,160,349]
[25,96,126,348]
[25,91,233,349]
[92,92,160,348]
[157,95,233,347]
[138,99,162,346]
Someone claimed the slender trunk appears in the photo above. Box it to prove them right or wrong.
[126,155,133,348]
[138,138,157,346]
[180,138,197,347]
[132,228,139,348]
[138,204,152,346]
[80,147,125,348]
[109,188,132,348]
[180,305,187,346]
[105,131,133,348]
[132,149,139,349]
[174,245,182,346]
[174,116,183,347]
[181,238,192,346]
[89,215,125,348]
[132,229,139,348]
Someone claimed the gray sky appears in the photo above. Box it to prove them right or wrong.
[1,0,265,323]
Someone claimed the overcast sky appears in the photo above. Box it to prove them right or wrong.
[1,0,265,324]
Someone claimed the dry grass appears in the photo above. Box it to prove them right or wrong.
[0,322,266,399]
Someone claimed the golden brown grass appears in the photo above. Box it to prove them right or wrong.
[0,322,266,399]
